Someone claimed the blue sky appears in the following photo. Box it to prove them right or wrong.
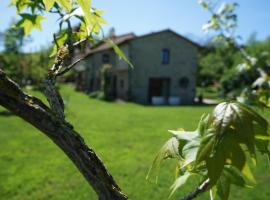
[1,0,270,52]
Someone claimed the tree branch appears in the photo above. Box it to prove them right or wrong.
[180,179,209,200]
[0,68,128,200]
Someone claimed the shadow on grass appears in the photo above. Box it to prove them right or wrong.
[0,110,14,117]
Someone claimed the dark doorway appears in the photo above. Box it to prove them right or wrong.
[148,78,170,104]
[112,75,117,99]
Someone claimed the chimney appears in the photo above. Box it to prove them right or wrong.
[108,27,116,39]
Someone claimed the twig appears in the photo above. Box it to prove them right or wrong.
[66,19,74,54]
[72,23,98,48]
[53,33,60,49]
[180,179,210,200]
[55,56,86,77]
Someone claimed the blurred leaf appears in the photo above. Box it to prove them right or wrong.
[169,172,191,197]
[18,14,45,36]
[61,7,84,21]
[50,30,68,57]
[169,130,199,141]
[43,0,55,12]
[77,0,92,33]
[107,39,134,68]
[210,186,217,200]
[147,137,179,181]
[182,139,200,167]
[198,114,211,136]
[217,175,231,200]
[57,0,72,12]
[228,140,246,171]
[196,133,215,165]
[223,166,251,187]
[242,162,256,184]
[206,144,226,186]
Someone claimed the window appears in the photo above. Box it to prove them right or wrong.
[161,49,170,64]
[179,77,189,89]
[102,54,110,63]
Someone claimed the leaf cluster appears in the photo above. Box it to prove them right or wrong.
[149,101,270,200]
[10,0,132,69]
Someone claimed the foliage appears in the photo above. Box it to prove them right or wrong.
[3,21,29,54]
[149,101,270,200]
[150,1,270,200]
[10,0,131,67]
[198,0,270,107]
[1,49,52,87]
[198,37,270,98]
[198,44,241,87]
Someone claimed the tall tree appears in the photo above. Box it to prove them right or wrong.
[3,21,27,53]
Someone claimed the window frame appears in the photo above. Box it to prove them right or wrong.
[102,53,110,63]
[161,48,170,65]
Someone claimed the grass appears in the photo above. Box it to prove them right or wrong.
[0,85,269,200]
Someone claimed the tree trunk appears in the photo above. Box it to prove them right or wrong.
[0,69,128,200]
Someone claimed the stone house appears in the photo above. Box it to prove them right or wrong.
[74,29,200,104]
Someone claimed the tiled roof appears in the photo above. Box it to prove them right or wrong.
[89,33,136,54]
[87,29,200,55]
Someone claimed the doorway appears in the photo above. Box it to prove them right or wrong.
[148,78,170,104]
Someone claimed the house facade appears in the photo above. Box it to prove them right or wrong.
[75,29,199,105]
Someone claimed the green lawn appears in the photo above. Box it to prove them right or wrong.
[0,86,269,200]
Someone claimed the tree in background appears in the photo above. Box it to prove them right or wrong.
[198,35,270,99]
[1,19,52,87]
[3,20,28,54]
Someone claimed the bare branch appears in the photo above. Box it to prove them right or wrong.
[180,179,210,200]
[0,68,128,200]
[56,56,86,77]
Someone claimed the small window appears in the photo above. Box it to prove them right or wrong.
[161,49,170,64]
[179,77,189,88]
[102,54,110,63]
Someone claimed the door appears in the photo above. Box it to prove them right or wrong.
[148,78,170,104]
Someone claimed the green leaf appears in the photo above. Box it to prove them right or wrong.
[77,0,92,32]
[206,144,226,186]
[216,175,231,200]
[57,0,72,12]
[212,102,235,136]
[211,102,269,165]
[147,137,179,181]
[241,162,256,184]
[196,133,215,165]
[210,186,217,200]
[43,0,55,12]
[229,103,257,164]
[11,0,30,13]
[169,172,191,197]
[223,166,251,187]
[182,139,200,167]
[198,114,212,136]
[18,14,45,36]
[169,130,199,141]
[228,140,246,171]
[107,39,134,68]
[77,0,91,16]
[237,103,268,129]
